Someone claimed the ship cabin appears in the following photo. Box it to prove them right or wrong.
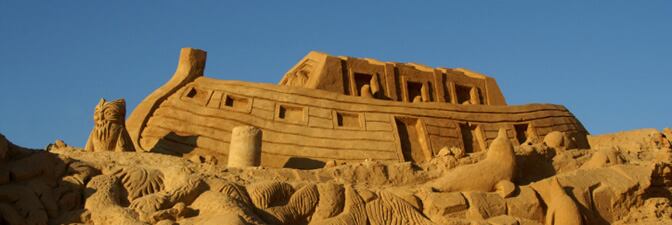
[279,51,507,106]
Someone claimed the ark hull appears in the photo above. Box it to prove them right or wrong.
[127,48,588,169]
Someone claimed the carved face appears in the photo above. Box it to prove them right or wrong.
[94,98,126,126]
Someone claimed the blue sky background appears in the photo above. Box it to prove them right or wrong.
[1,1,670,148]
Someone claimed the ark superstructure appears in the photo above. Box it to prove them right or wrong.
[126,48,587,168]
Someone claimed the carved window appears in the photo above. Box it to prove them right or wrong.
[354,73,373,96]
[406,81,431,103]
[186,87,197,98]
[407,81,423,102]
[277,104,306,124]
[455,84,484,105]
[455,85,471,104]
[335,112,361,128]
[182,86,212,106]
[222,94,250,111]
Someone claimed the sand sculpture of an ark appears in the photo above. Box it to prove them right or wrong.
[126,48,588,169]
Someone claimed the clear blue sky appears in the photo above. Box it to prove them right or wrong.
[1,1,670,148]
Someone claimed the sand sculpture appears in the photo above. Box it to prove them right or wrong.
[426,128,516,194]
[85,98,134,152]
[0,48,670,225]
[1,127,669,225]
[126,48,588,169]
[543,177,584,225]
[227,126,262,168]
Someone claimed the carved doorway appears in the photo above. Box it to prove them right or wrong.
[459,123,484,153]
[394,117,431,163]
[514,123,529,144]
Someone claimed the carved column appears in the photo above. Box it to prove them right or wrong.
[228,126,262,168]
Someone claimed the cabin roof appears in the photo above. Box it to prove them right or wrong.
[279,51,507,106]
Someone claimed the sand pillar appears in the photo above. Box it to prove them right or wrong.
[469,86,481,105]
[421,83,430,102]
[228,126,262,168]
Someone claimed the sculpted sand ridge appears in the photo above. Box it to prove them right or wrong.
[426,128,516,193]
[0,48,669,225]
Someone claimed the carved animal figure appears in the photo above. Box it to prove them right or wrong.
[580,149,623,169]
[190,190,267,225]
[85,98,135,152]
[366,191,435,225]
[247,181,295,209]
[543,131,575,151]
[309,185,367,225]
[104,166,165,202]
[128,166,205,222]
[426,128,517,193]
[260,184,320,224]
[84,175,145,225]
[545,177,583,225]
